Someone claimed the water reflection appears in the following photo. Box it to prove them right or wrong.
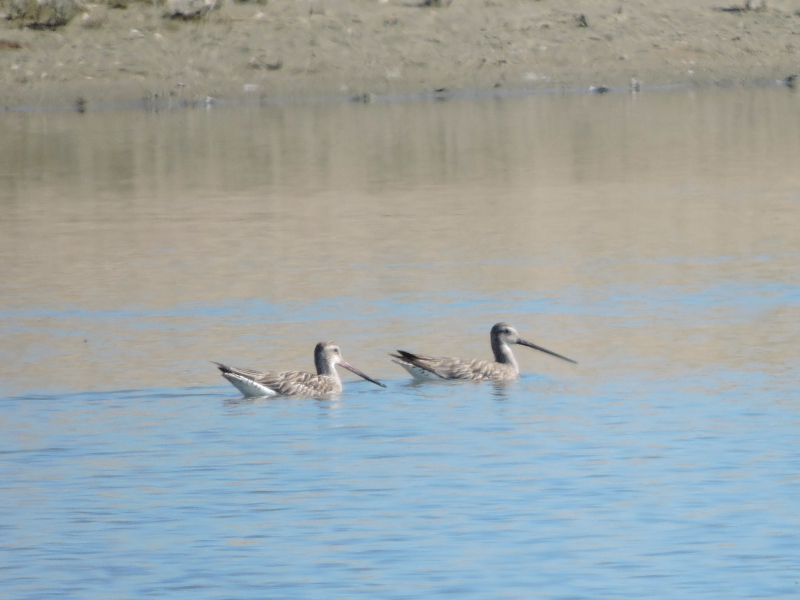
[3,87,800,599]
[489,381,512,400]
[0,87,798,398]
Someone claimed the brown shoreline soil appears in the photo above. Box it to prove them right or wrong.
[1,0,799,109]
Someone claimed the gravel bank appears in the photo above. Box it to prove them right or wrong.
[1,0,799,109]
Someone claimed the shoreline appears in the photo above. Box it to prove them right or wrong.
[1,0,799,112]
[1,76,795,114]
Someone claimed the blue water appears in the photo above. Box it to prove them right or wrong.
[2,87,800,597]
[2,368,799,598]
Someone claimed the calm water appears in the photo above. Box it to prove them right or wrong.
[1,87,799,598]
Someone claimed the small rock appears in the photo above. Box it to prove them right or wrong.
[715,0,767,13]
[0,39,24,49]
[163,0,217,20]
[351,92,374,103]
[81,12,105,29]
[128,28,144,38]
[783,74,797,88]
[248,57,283,70]
[574,13,588,27]
[589,85,610,94]
[7,0,82,29]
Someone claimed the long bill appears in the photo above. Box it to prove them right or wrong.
[340,360,387,388]
[518,339,578,364]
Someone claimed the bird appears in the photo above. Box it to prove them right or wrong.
[215,341,386,398]
[390,322,576,381]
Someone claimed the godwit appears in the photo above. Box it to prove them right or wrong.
[215,341,386,398]
[390,322,576,381]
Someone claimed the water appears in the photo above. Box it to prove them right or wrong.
[1,87,799,598]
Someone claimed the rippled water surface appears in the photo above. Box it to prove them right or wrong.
[2,87,799,598]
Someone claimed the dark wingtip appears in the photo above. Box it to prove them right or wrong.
[391,350,420,361]
[212,361,231,373]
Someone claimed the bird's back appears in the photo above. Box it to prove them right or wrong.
[390,351,517,381]
[215,362,341,397]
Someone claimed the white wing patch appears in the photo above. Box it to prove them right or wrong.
[392,359,444,381]
[222,372,279,398]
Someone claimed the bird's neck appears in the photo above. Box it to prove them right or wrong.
[315,356,338,378]
[492,341,519,373]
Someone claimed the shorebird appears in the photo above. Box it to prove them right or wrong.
[390,322,576,381]
[215,341,386,398]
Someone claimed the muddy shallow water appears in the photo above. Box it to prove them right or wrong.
[1,86,799,597]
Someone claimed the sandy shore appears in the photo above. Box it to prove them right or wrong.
[1,0,799,109]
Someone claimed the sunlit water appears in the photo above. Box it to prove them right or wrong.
[1,87,799,598]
